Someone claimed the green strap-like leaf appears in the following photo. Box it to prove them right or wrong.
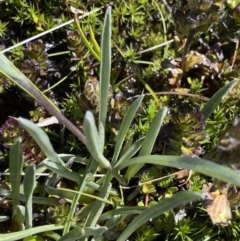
[83,111,110,169]
[112,95,144,165]
[18,118,65,165]
[117,191,201,241]
[83,111,126,185]
[59,227,107,241]
[118,155,240,187]
[99,6,112,127]
[125,107,168,181]
[1,224,63,241]
[9,138,24,217]
[201,79,238,120]
[24,165,36,229]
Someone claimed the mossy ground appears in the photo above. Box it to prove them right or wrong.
[1,0,240,240]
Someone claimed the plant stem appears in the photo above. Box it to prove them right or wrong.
[181,30,195,71]
[176,30,196,88]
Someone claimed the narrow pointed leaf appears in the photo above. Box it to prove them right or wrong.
[99,6,112,127]
[24,165,36,229]
[59,227,107,241]
[83,111,111,169]
[115,137,144,169]
[117,191,201,241]
[1,224,63,241]
[125,107,168,181]
[18,117,65,165]
[9,138,24,217]
[118,155,240,187]
[201,79,238,120]
[112,95,144,165]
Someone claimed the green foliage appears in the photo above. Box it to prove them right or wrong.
[7,41,25,65]
[0,20,8,37]
[159,101,207,156]
[188,173,207,192]
[172,218,199,241]
[140,172,156,195]
[134,224,158,241]
[2,0,240,240]
[62,92,83,119]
